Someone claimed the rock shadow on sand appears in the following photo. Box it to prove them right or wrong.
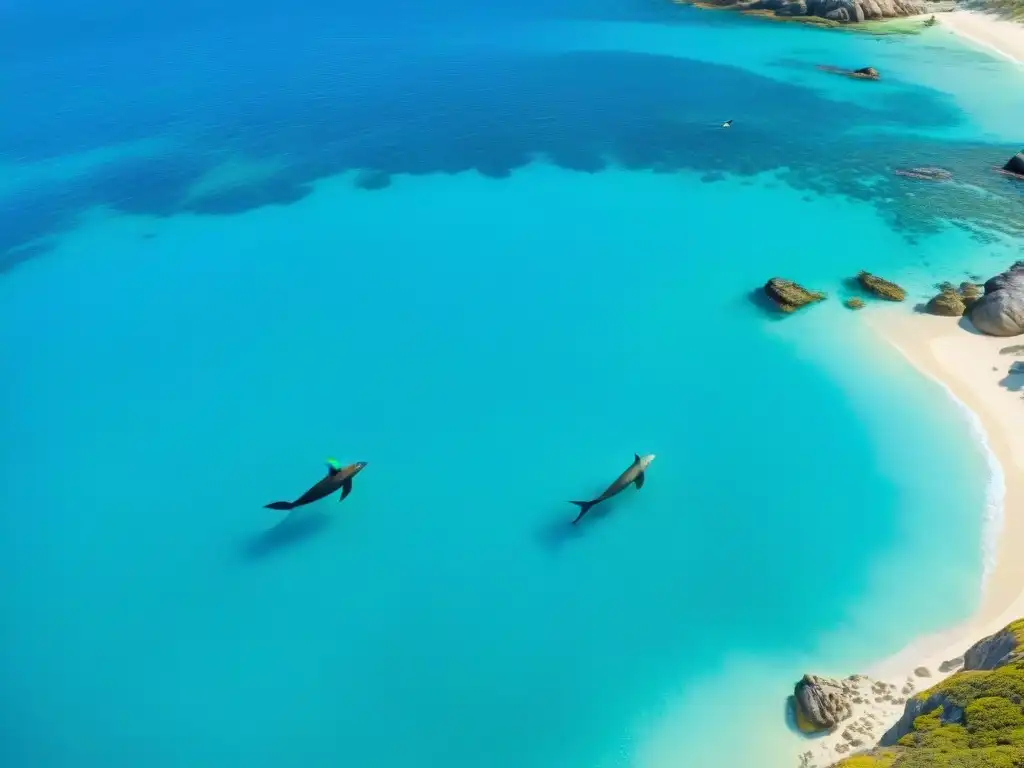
[241,509,332,561]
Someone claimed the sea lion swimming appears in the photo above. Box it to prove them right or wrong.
[265,459,368,511]
[569,453,656,524]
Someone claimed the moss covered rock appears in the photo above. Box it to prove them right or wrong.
[845,297,866,310]
[764,277,826,313]
[961,282,983,310]
[857,271,906,302]
[926,288,966,317]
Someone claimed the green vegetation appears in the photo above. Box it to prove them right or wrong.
[834,620,1024,768]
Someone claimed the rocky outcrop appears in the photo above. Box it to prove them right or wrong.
[968,261,1024,336]
[794,674,855,733]
[678,0,931,24]
[806,0,925,21]
[1004,151,1024,176]
[857,272,906,302]
[879,620,1024,747]
[764,277,826,312]
[964,624,1024,670]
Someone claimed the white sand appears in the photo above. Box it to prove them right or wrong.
[802,309,1024,768]
[938,9,1024,66]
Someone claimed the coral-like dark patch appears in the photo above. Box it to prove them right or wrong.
[4,26,1024,270]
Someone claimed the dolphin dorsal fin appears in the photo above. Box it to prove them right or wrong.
[634,453,641,463]
[326,458,342,476]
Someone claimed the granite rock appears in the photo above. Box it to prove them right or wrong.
[794,674,854,733]
[968,261,1024,336]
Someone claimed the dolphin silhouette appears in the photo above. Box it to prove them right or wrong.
[265,459,368,511]
[569,453,655,524]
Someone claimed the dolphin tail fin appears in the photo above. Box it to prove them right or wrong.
[570,500,595,524]
[265,501,295,511]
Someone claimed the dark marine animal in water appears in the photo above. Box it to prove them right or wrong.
[265,459,368,511]
[569,453,656,524]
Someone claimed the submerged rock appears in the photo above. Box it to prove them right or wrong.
[817,64,881,80]
[844,297,865,310]
[763,277,826,312]
[857,271,906,301]
[894,167,952,181]
[794,674,854,733]
[969,261,1024,336]
[852,66,880,79]
[354,169,392,191]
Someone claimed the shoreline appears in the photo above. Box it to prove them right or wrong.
[937,8,1024,65]
[805,308,1024,768]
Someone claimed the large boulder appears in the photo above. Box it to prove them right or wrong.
[857,271,906,301]
[763,277,826,313]
[968,261,1024,336]
[793,674,854,733]
[1004,152,1024,176]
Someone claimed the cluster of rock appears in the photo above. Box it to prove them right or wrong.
[922,262,1024,336]
[760,272,906,315]
[708,0,927,22]
[924,281,981,317]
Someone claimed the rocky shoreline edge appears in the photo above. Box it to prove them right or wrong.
[672,0,957,31]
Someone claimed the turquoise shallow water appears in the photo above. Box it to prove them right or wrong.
[2,4,1023,768]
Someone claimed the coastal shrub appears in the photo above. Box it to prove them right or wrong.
[920,665,1024,709]
[964,696,1024,747]
[836,754,897,768]
[897,707,969,751]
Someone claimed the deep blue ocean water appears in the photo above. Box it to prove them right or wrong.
[2,2,1023,767]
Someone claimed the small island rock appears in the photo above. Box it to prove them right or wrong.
[857,271,906,301]
[852,66,880,79]
[845,297,865,310]
[794,674,854,733]
[1003,151,1024,176]
[764,277,826,313]
[969,261,1024,337]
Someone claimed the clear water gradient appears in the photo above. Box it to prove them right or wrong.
[1,2,1020,767]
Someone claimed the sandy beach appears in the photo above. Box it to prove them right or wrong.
[803,309,1024,768]
[938,8,1024,65]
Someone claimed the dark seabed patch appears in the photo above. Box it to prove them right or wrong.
[4,44,1024,268]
